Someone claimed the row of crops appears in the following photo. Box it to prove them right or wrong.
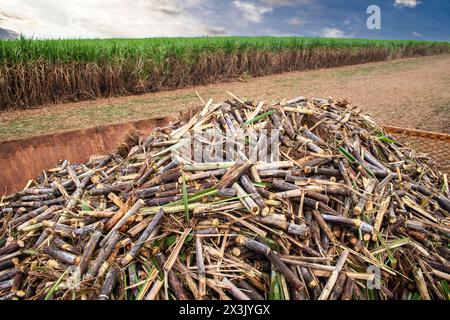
[1,36,449,110]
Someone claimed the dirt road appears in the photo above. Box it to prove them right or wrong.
[1,54,449,141]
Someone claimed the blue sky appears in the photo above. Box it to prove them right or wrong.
[0,0,449,40]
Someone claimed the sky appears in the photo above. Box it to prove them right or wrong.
[0,0,449,40]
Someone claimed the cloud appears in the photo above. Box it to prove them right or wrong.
[205,27,228,35]
[287,17,305,26]
[261,0,312,6]
[0,0,220,38]
[318,27,348,38]
[412,31,422,37]
[233,1,272,23]
[232,0,312,24]
[394,0,420,8]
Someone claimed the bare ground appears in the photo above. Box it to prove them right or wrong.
[1,54,450,141]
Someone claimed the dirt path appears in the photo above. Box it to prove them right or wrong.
[1,54,450,141]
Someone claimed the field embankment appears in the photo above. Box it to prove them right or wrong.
[0,116,173,194]
[1,37,450,110]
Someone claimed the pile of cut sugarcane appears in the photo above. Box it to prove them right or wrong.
[1,95,449,300]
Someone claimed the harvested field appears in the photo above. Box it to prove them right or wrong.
[1,37,449,110]
[2,54,450,141]
[0,95,449,300]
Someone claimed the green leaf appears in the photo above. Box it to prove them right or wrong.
[439,280,449,300]
[375,234,398,266]
[362,164,376,178]
[136,267,157,300]
[338,147,356,163]
[44,269,67,300]
[244,110,275,125]
[367,288,376,300]
[165,187,219,208]
[377,135,397,144]
[23,249,38,256]
[187,188,218,202]
[210,195,249,205]
[408,292,421,300]
[388,255,398,266]
[80,201,92,211]
[152,239,160,247]
[165,232,194,247]
[269,271,282,300]
[123,272,128,300]
[165,235,177,247]
[253,181,267,188]
[338,147,375,178]
[264,238,282,252]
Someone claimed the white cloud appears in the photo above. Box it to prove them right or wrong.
[261,0,312,6]
[319,27,346,38]
[233,1,272,23]
[232,0,313,24]
[287,17,305,26]
[0,0,222,38]
[394,0,420,8]
[412,31,422,37]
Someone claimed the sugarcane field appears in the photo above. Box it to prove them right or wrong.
[0,1,450,306]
